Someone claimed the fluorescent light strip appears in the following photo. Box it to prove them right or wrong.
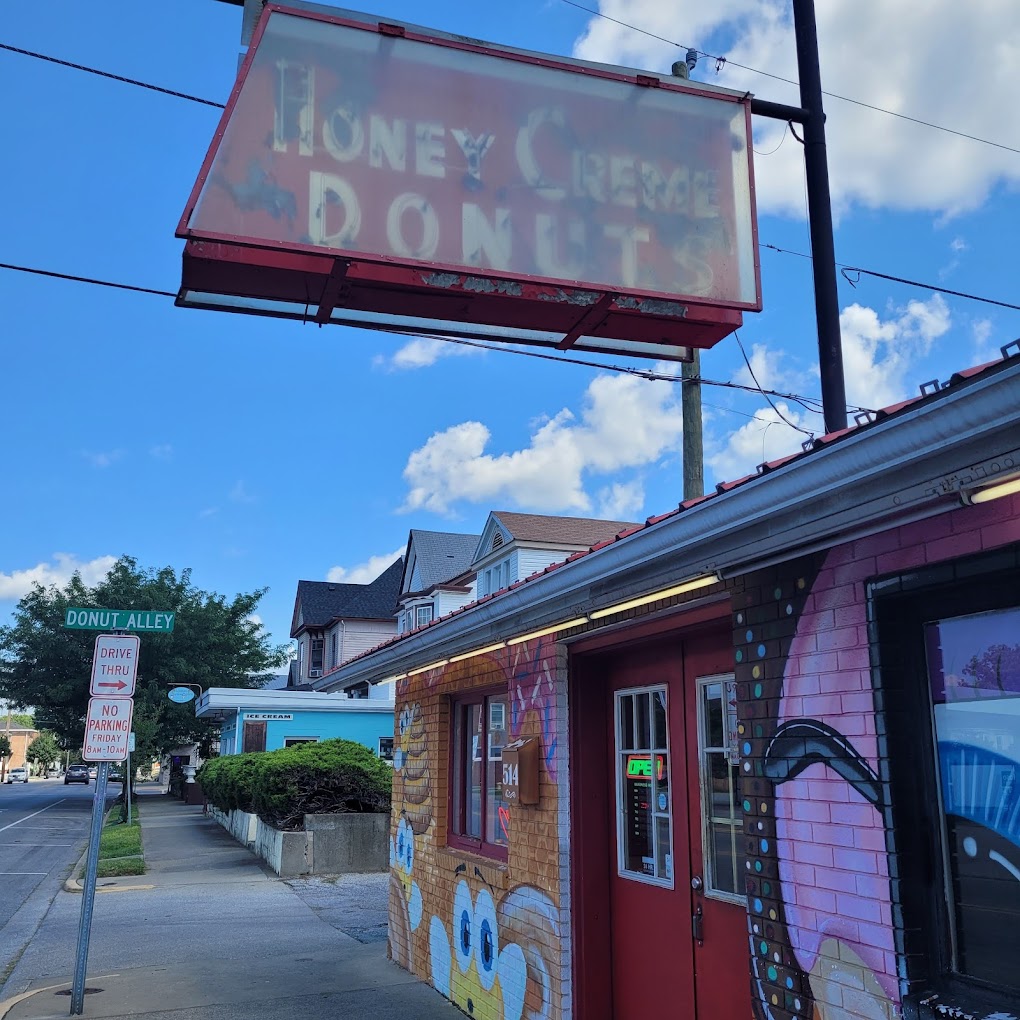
[506,617,590,646]
[589,574,718,620]
[970,475,1020,504]
[448,642,507,663]
[377,674,407,686]
[405,659,449,677]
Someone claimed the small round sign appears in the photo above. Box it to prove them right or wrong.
[168,686,196,704]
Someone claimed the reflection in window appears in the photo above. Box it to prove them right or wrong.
[926,607,1020,989]
[616,686,673,885]
[699,676,744,898]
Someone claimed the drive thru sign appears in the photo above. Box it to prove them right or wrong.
[89,634,140,697]
[82,697,134,762]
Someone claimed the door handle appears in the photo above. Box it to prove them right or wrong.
[692,904,704,946]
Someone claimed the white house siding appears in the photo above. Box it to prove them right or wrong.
[516,547,571,580]
[340,620,397,662]
[435,588,475,618]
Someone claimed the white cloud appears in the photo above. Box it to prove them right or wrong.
[732,342,786,391]
[840,294,951,409]
[230,481,256,503]
[149,444,173,460]
[950,237,969,253]
[0,554,118,600]
[199,507,219,519]
[401,371,684,515]
[971,318,995,362]
[572,0,1020,219]
[374,337,483,370]
[708,403,812,483]
[82,450,123,468]
[597,480,646,520]
[327,547,405,585]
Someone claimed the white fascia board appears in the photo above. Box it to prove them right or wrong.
[323,360,1020,688]
[197,688,394,715]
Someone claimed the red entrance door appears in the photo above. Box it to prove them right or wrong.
[606,630,750,1020]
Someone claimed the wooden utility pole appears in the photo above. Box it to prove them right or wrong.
[681,351,704,500]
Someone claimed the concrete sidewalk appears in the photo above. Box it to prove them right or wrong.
[1,790,463,1020]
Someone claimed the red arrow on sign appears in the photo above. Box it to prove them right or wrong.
[96,680,129,691]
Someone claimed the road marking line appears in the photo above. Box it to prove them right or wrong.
[0,843,76,847]
[0,799,67,833]
[0,871,48,875]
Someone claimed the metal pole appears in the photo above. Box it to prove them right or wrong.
[792,0,847,433]
[126,750,132,826]
[70,761,109,1016]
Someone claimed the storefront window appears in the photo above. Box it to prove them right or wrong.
[451,689,509,859]
[925,607,1020,989]
[616,686,673,885]
[698,675,744,899]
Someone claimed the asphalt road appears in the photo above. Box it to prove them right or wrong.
[0,778,110,980]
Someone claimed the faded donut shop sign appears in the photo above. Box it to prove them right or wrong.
[176,5,760,359]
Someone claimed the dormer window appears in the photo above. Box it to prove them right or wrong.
[415,604,434,628]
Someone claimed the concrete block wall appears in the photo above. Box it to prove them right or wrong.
[388,636,569,1020]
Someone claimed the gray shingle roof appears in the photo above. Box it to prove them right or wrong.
[404,530,480,592]
[291,558,402,635]
[491,511,639,547]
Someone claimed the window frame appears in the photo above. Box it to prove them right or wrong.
[310,636,324,672]
[871,545,1020,1011]
[447,685,510,862]
[415,603,434,628]
[283,736,318,747]
[378,736,395,761]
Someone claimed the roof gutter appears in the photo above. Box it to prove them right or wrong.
[319,359,1020,691]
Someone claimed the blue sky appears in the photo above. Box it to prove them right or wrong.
[2,0,1018,657]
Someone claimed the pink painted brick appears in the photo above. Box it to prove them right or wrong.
[832,847,878,872]
[824,543,858,567]
[814,869,858,894]
[797,886,837,912]
[833,558,875,585]
[813,584,859,611]
[958,494,1018,528]
[816,627,862,652]
[793,842,835,868]
[832,604,866,630]
[927,530,983,563]
[791,800,831,823]
[899,511,954,544]
[819,670,865,694]
[808,779,850,803]
[835,714,870,737]
[830,803,880,828]
[840,691,876,714]
[835,893,884,924]
[837,647,872,671]
[811,823,857,848]
[854,826,887,852]
[855,529,901,556]
[855,921,895,950]
[982,516,1020,549]
[801,693,845,716]
[813,568,836,590]
[780,820,814,842]
[876,544,928,574]
[792,675,821,696]
[799,609,836,633]
[800,652,841,676]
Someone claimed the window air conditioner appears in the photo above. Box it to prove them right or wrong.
[308,669,322,678]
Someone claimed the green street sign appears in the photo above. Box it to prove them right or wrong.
[64,608,175,633]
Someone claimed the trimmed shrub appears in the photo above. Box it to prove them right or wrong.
[197,739,392,830]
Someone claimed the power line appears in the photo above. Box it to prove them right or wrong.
[560,0,1020,156]
[760,244,1020,313]
[0,43,226,109]
[0,259,838,414]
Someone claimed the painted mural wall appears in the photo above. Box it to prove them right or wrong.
[735,493,1020,1020]
[388,636,570,1020]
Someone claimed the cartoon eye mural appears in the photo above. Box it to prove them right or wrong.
[430,872,539,1020]
[388,814,423,970]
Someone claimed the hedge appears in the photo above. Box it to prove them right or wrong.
[197,738,392,831]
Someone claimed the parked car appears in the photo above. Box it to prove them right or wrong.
[5,767,29,784]
[108,766,124,783]
[87,766,98,779]
[65,764,90,785]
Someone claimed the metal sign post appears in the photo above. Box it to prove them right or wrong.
[70,761,110,1016]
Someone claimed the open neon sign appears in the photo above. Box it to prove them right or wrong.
[626,754,666,781]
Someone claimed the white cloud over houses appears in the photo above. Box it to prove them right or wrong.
[573,0,1020,219]
[0,554,118,601]
[327,547,405,585]
[401,371,684,515]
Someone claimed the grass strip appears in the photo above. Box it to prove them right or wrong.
[79,803,146,878]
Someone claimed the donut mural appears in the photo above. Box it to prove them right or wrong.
[735,550,898,1020]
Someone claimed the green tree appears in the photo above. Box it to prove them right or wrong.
[0,557,288,764]
[2,712,35,728]
[26,731,61,771]
[0,734,11,782]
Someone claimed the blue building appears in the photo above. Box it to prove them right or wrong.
[195,687,396,760]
